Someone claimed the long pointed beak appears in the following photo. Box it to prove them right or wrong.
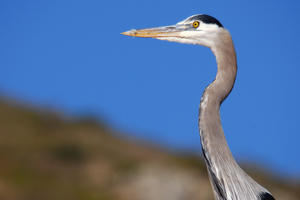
[121,25,182,38]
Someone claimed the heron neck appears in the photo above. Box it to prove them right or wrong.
[198,30,271,200]
[199,30,237,165]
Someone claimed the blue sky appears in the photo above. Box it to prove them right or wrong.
[1,1,300,177]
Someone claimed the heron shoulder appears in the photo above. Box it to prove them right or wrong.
[259,192,275,200]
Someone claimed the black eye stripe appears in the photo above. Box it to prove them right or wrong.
[189,14,223,27]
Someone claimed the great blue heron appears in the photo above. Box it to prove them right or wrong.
[122,14,275,200]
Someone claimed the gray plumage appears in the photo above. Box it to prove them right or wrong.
[122,14,275,200]
[198,27,273,200]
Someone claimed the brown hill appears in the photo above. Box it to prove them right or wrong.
[0,98,299,200]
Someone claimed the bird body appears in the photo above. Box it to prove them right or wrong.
[122,14,275,200]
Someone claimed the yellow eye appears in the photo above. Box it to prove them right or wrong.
[193,21,200,28]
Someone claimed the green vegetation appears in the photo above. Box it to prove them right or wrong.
[0,98,299,200]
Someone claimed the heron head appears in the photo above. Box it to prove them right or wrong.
[122,14,224,48]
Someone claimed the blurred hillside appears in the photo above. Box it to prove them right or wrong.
[0,98,299,200]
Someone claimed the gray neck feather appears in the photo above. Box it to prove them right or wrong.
[198,29,269,200]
